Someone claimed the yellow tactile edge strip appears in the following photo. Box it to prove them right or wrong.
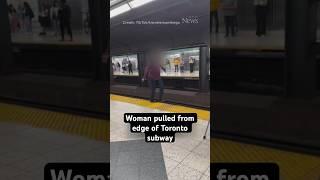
[211,139,320,180]
[0,103,109,142]
[110,94,210,121]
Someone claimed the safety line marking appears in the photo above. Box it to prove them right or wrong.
[0,102,109,142]
[110,94,210,121]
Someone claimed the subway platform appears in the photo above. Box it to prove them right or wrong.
[110,94,211,180]
[111,94,320,180]
[212,138,320,180]
[11,31,91,46]
[0,95,319,179]
[211,30,285,51]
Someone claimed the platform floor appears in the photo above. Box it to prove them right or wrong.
[113,71,200,78]
[113,71,139,76]
[110,94,211,180]
[212,138,320,180]
[112,94,320,180]
[11,31,91,45]
[211,30,285,50]
[0,95,319,179]
[211,29,320,50]
[161,71,200,78]
[0,102,108,180]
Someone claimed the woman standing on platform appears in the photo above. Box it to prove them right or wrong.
[189,57,195,73]
[17,3,24,31]
[8,4,19,33]
[221,0,238,37]
[128,60,133,75]
[51,1,60,37]
[165,59,171,72]
[39,4,50,36]
[142,50,166,102]
[58,0,73,41]
[174,56,180,72]
[23,2,34,33]
[211,0,220,34]
[254,0,268,37]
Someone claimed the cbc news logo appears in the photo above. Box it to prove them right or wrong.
[212,163,279,180]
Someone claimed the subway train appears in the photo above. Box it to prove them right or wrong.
[110,0,210,108]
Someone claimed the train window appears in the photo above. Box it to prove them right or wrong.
[211,0,285,50]
[112,54,139,76]
[161,47,200,78]
[6,0,91,45]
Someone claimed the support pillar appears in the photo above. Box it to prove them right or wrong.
[89,0,108,81]
[285,0,317,98]
[199,46,209,92]
[137,53,145,87]
[88,0,108,117]
[0,0,13,74]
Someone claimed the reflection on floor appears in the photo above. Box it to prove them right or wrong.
[0,102,108,180]
[0,122,108,180]
[161,71,200,78]
[113,71,139,76]
[211,30,285,50]
[11,31,91,45]
[110,96,210,180]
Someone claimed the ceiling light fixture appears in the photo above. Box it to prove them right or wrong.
[128,0,154,8]
[110,0,156,18]
[110,3,131,18]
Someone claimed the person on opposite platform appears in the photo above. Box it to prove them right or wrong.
[142,50,166,102]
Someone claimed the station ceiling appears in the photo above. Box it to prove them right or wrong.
[110,0,125,7]
[110,0,210,55]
